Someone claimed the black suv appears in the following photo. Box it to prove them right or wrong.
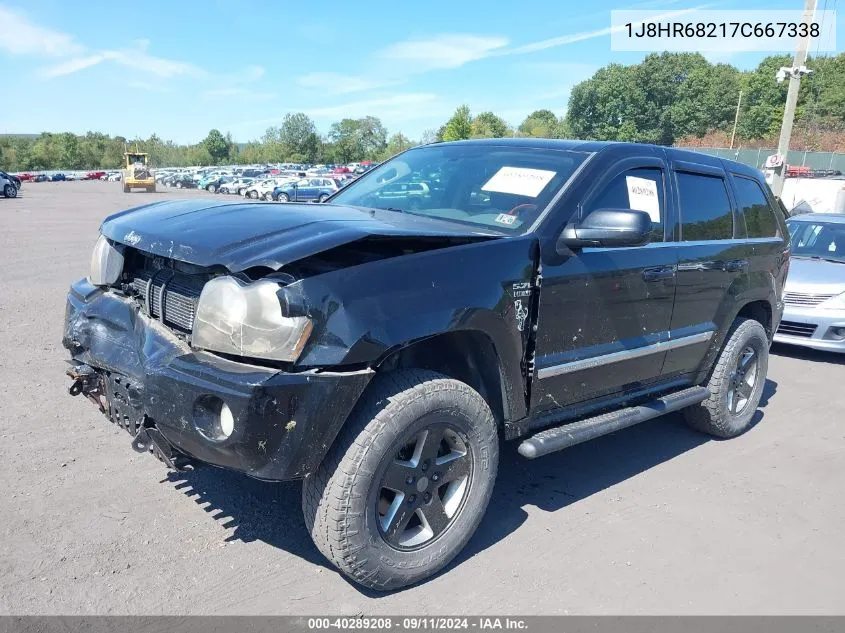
[63,139,789,590]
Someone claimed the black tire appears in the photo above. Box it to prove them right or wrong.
[4,184,17,198]
[123,184,130,193]
[250,191,259,199]
[302,370,498,591]
[317,194,329,203]
[684,317,769,438]
[207,184,216,193]
[176,182,183,189]
[277,192,289,202]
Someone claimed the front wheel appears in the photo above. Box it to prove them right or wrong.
[303,370,498,591]
[276,192,289,202]
[3,184,17,198]
[684,317,769,438]
[207,184,217,193]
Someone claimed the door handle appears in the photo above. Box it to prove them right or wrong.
[642,266,676,282]
[725,259,749,273]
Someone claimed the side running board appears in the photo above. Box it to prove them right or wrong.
[518,386,710,459]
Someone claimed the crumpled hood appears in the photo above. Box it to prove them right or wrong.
[100,199,497,272]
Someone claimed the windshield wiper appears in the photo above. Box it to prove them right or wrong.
[376,206,405,213]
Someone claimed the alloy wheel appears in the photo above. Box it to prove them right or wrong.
[727,345,758,414]
[375,424,472,550]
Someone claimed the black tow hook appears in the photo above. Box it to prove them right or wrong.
[133,426,195,472]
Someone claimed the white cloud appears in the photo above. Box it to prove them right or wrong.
[297,72,402,95]
[38,54,107,78]
[377,34,509,70]
[0,6,83,56]
[497,6,704,55]
[38,45,206,79]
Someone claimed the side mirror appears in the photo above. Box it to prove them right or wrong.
[558,208,652,250]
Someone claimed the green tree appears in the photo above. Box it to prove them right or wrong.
[471,111,509,138]
[329,118,364,163]
[568,64,645,141]
[382,132,413,160]
[357,116,388,160]
[202,129,230,164]
[441,105,473,141]
[279,113,320,163]
[518,109,563,138]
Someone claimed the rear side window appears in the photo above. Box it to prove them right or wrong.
[583,167,665,242]
[677,172,734,241]
[733,176,779,238]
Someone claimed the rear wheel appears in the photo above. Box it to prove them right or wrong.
[176,182,183,189]
[250,190,259,199]
[317,194,329,203]
[303,370,498,591]
[207,184,217,193]
[123,184,130,193]
[684,317,769,438]
[3,184,17,198]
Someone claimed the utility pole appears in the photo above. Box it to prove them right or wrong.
[770,0,817,197]
[729,90,742,149]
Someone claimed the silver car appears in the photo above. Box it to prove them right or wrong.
[775,213,845,352]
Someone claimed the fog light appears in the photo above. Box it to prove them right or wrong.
[830,327,845,340]
[219,402,234,438]
[193,395,235,441]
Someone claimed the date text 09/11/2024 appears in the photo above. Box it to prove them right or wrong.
[307,617,528,630]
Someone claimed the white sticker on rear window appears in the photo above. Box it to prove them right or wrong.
[626,176,660,223]
[482,167,556,198]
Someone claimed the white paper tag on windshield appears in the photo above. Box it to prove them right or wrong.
[482,167,556,198]
[626,176,660,223]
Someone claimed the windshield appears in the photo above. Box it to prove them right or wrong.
[329,144,589,233]
[788,219,845,263]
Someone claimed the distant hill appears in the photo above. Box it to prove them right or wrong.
[0,134,38,139]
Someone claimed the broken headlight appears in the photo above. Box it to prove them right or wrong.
[89,234,124,286]
[192,276,312,362]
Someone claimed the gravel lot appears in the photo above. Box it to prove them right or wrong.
[2,180,844,615]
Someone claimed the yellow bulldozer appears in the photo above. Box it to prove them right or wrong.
[122,151,156,193]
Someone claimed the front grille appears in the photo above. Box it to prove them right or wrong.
[776,320,817,338]
[131,270,204,331]
[783,291,835,307]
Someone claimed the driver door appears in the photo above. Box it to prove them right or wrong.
[531,156,678,416]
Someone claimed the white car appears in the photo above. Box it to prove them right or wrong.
[219,178,254,195]
[244,177,297,200]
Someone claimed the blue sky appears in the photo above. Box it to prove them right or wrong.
[0,0,841,143]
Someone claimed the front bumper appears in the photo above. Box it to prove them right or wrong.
[773,304,845,353]
[63,279,374,480]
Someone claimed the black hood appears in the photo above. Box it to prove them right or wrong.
[100,199,499,272]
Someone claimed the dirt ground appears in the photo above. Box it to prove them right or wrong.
[1,180,843,615]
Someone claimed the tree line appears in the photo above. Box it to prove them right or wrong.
[2,52,843,172]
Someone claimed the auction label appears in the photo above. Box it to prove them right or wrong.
[482,167,556,198]
[611,9,836,52]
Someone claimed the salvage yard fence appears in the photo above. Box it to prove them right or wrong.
[677,146,845,172]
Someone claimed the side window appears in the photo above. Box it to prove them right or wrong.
[733,176,779,238]
[583,167,665,242]
[676,172,734,241]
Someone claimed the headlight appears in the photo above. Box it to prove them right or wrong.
[192,276,312,362]
[820,292,845,310]
[88,234,124,286]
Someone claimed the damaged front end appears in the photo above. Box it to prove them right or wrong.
[63,278,373,480]
[64,199,539,479]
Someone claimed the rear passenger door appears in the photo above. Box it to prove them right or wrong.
[662,161,752,377]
